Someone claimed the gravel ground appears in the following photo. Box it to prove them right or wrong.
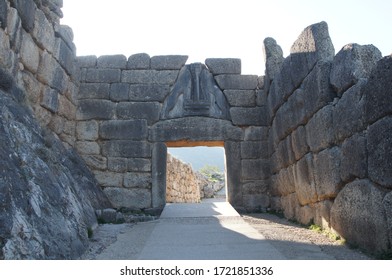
[242,213,372,260]
[81,212,372,260]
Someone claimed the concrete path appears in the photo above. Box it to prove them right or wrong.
[94,200,285,260]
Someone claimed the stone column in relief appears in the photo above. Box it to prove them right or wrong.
[152,142,167,209]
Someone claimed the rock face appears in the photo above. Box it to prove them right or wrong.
[0,80,111,259]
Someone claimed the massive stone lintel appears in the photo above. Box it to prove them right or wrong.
[161,63,231,120]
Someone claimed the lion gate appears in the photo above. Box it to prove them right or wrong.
[76,55,270,213]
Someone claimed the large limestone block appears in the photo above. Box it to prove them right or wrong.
[124,172,151,188]
[116,102,160,125]
[76,99,116,120]
[149,117,243,142]
[330,180,389,253]
[224,90,256,107]
[85,68,121,83]
[281,193,300,221]
[273,165,296,196]
[33,9,55,54]
[314,200,333,229]
[109,83,129,102]
[290,21,335,87]
[127,53,150,69]
[121,70,178,85]
[103,187,151,209]
[205,58,241,75]
[383,192,392,248]
[244,126,268,141]
[78,83,110,100]
[76,120,98,141]
[340,133,367,182]
[97,55,127,69]
[306,105,335,153]
[333,80,366,142]
[368,116,392,188]
[215,74,258,90]
[330,43,381,94]
[11,0,36,32]
[129,84,170,102]
[151,55,188,70]
[99,120,148,140]
[20,31,40,73]
[0,0,6,28]
[101,140,151,158]
[364,55,392,124]
[313,147,342,200]
[293,153,317,205]
[230,107,268,126]
[291,125,309,161]
[263,37,283,81]
[108,157,151,173]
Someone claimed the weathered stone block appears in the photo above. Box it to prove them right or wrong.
[103,187,151,209]
[121,70,178,85]
[124,172,151,188]
[330,180,389,253]
[82,154,107,170]
[76,141,100,155]
[93,171,123,187]
[296,205,315,225]
[101,140,151,158]
[78,83,109,100]
[281,193,299,220]
[215,74,258,90]
[290,21,335,76]
[241,159,269,180]
[263,37,283,81]
[333,80,366,142]
[58,95,76,119]
[242,180,269,194]
[368,116,392,188]
[76,100,116,120]
[109,83,129,102]
[129,84,170,102]
[330,43,381,94]
[224,90,256,107]
[244,126,268,141]
[99,120,148,140]
[85,68,121,83]
[97,55,127,69]
[302,61,335,120]
[77,55,97,68]
[150,117,243,142]
[313,147,342,200]
[364,55,392,124]
[341,133,367,182]
[20,31,40,73]
[151,55,188,70]
[108,157,151,173]
[127,53,150,69]
[55,38,74,76]
[230,107,268,126]
[205,58,241,75]
[291,125,309,161]
[294,153,317,205]
[256,89,267,106]
[41,88,59,113]
[0,0,6,28]
[33,9,55,54]
[11,0,36,32]
[243,194,270,211]
[76,120,98,141]
[274,165,296,196]
[383,192,392,248]
[241,141,266,159]
[314,200,333,229]
[306,105,335,153]
[116,102,160,125]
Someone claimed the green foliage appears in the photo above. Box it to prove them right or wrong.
[199,164,224,182]
[308,224,343,242]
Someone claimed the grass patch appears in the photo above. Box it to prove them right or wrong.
[308,224,344,243]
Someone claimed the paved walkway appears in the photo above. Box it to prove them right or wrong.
[93,200,285,260]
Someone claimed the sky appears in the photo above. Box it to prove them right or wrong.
[61,0,392,75]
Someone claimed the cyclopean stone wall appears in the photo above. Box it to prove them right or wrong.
[0,0,78,148]
[166,153,201,203]
[265,21,392,254]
